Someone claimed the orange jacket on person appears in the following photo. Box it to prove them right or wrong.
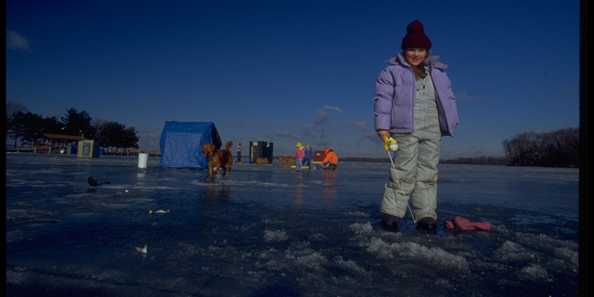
[321,148,338,165]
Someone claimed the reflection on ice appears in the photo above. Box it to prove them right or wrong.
[192,179,293,188]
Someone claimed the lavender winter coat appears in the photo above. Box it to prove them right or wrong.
[373,54,460,136]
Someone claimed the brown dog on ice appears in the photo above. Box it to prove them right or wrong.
[202,141,233,180]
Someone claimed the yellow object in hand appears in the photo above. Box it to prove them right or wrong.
[383,136,399,152]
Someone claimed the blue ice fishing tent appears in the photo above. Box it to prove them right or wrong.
[159,121,222,168]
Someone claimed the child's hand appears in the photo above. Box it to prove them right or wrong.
[383,136,399,152]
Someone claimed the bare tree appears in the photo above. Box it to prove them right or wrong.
[503,128,578,167]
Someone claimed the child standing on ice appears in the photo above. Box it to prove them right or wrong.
[373,20,460,233]
[295,142,305,171]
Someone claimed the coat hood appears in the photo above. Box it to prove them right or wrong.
[388,54,448,70]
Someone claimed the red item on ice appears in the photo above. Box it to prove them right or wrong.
[445,216,491,231]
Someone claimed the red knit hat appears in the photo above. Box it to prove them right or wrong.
[400,20,432,50]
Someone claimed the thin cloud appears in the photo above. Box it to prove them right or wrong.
[313,110,329,126]
[270,105,344,153]
[352,120,368,130]
[7,30,30,51]
[274,131,301,142]
[301,127,315,138]
[314,140,332,148]
[313,105,343,126]
[321,105,343,113]
[350,120,381,148]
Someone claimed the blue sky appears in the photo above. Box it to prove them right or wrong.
[6,0,580,158]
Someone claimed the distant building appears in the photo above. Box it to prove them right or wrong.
[37,133,85,154]
[249,141,273,164]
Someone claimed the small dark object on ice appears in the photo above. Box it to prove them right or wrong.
[88,176,111,187]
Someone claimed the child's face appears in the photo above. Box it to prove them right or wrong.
[404,48,427,66]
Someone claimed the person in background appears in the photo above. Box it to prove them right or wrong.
[295,142,305,171]
[373,19,460,234]
[303,144,313,169]
[321,148,338,170]
[236,142,242,163]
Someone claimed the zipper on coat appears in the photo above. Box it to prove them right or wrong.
[410,69,416,133]
[431,70,450,134]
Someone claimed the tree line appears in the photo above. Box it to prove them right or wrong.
[502,128,578,167]
[6,103,139,148]
[441,156,507,165]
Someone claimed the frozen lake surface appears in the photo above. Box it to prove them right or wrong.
[6,154,579,296]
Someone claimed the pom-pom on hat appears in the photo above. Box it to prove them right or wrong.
[400,19,432,50]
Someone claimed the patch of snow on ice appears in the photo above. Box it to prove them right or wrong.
[291,252,328,271]
[519,264,551,281]
[364,237,469,271]
[349,222,373,235]
[333,256,367,275]
[264,230,288,242]
[346,211,369,217]
[494,241,535,263]
[554,247,578,266]
[397,242,470,272]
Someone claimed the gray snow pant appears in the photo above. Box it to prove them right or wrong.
[380,131,441,221]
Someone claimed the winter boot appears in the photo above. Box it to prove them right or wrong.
[381,213,402,233]
[416,217,437,234]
